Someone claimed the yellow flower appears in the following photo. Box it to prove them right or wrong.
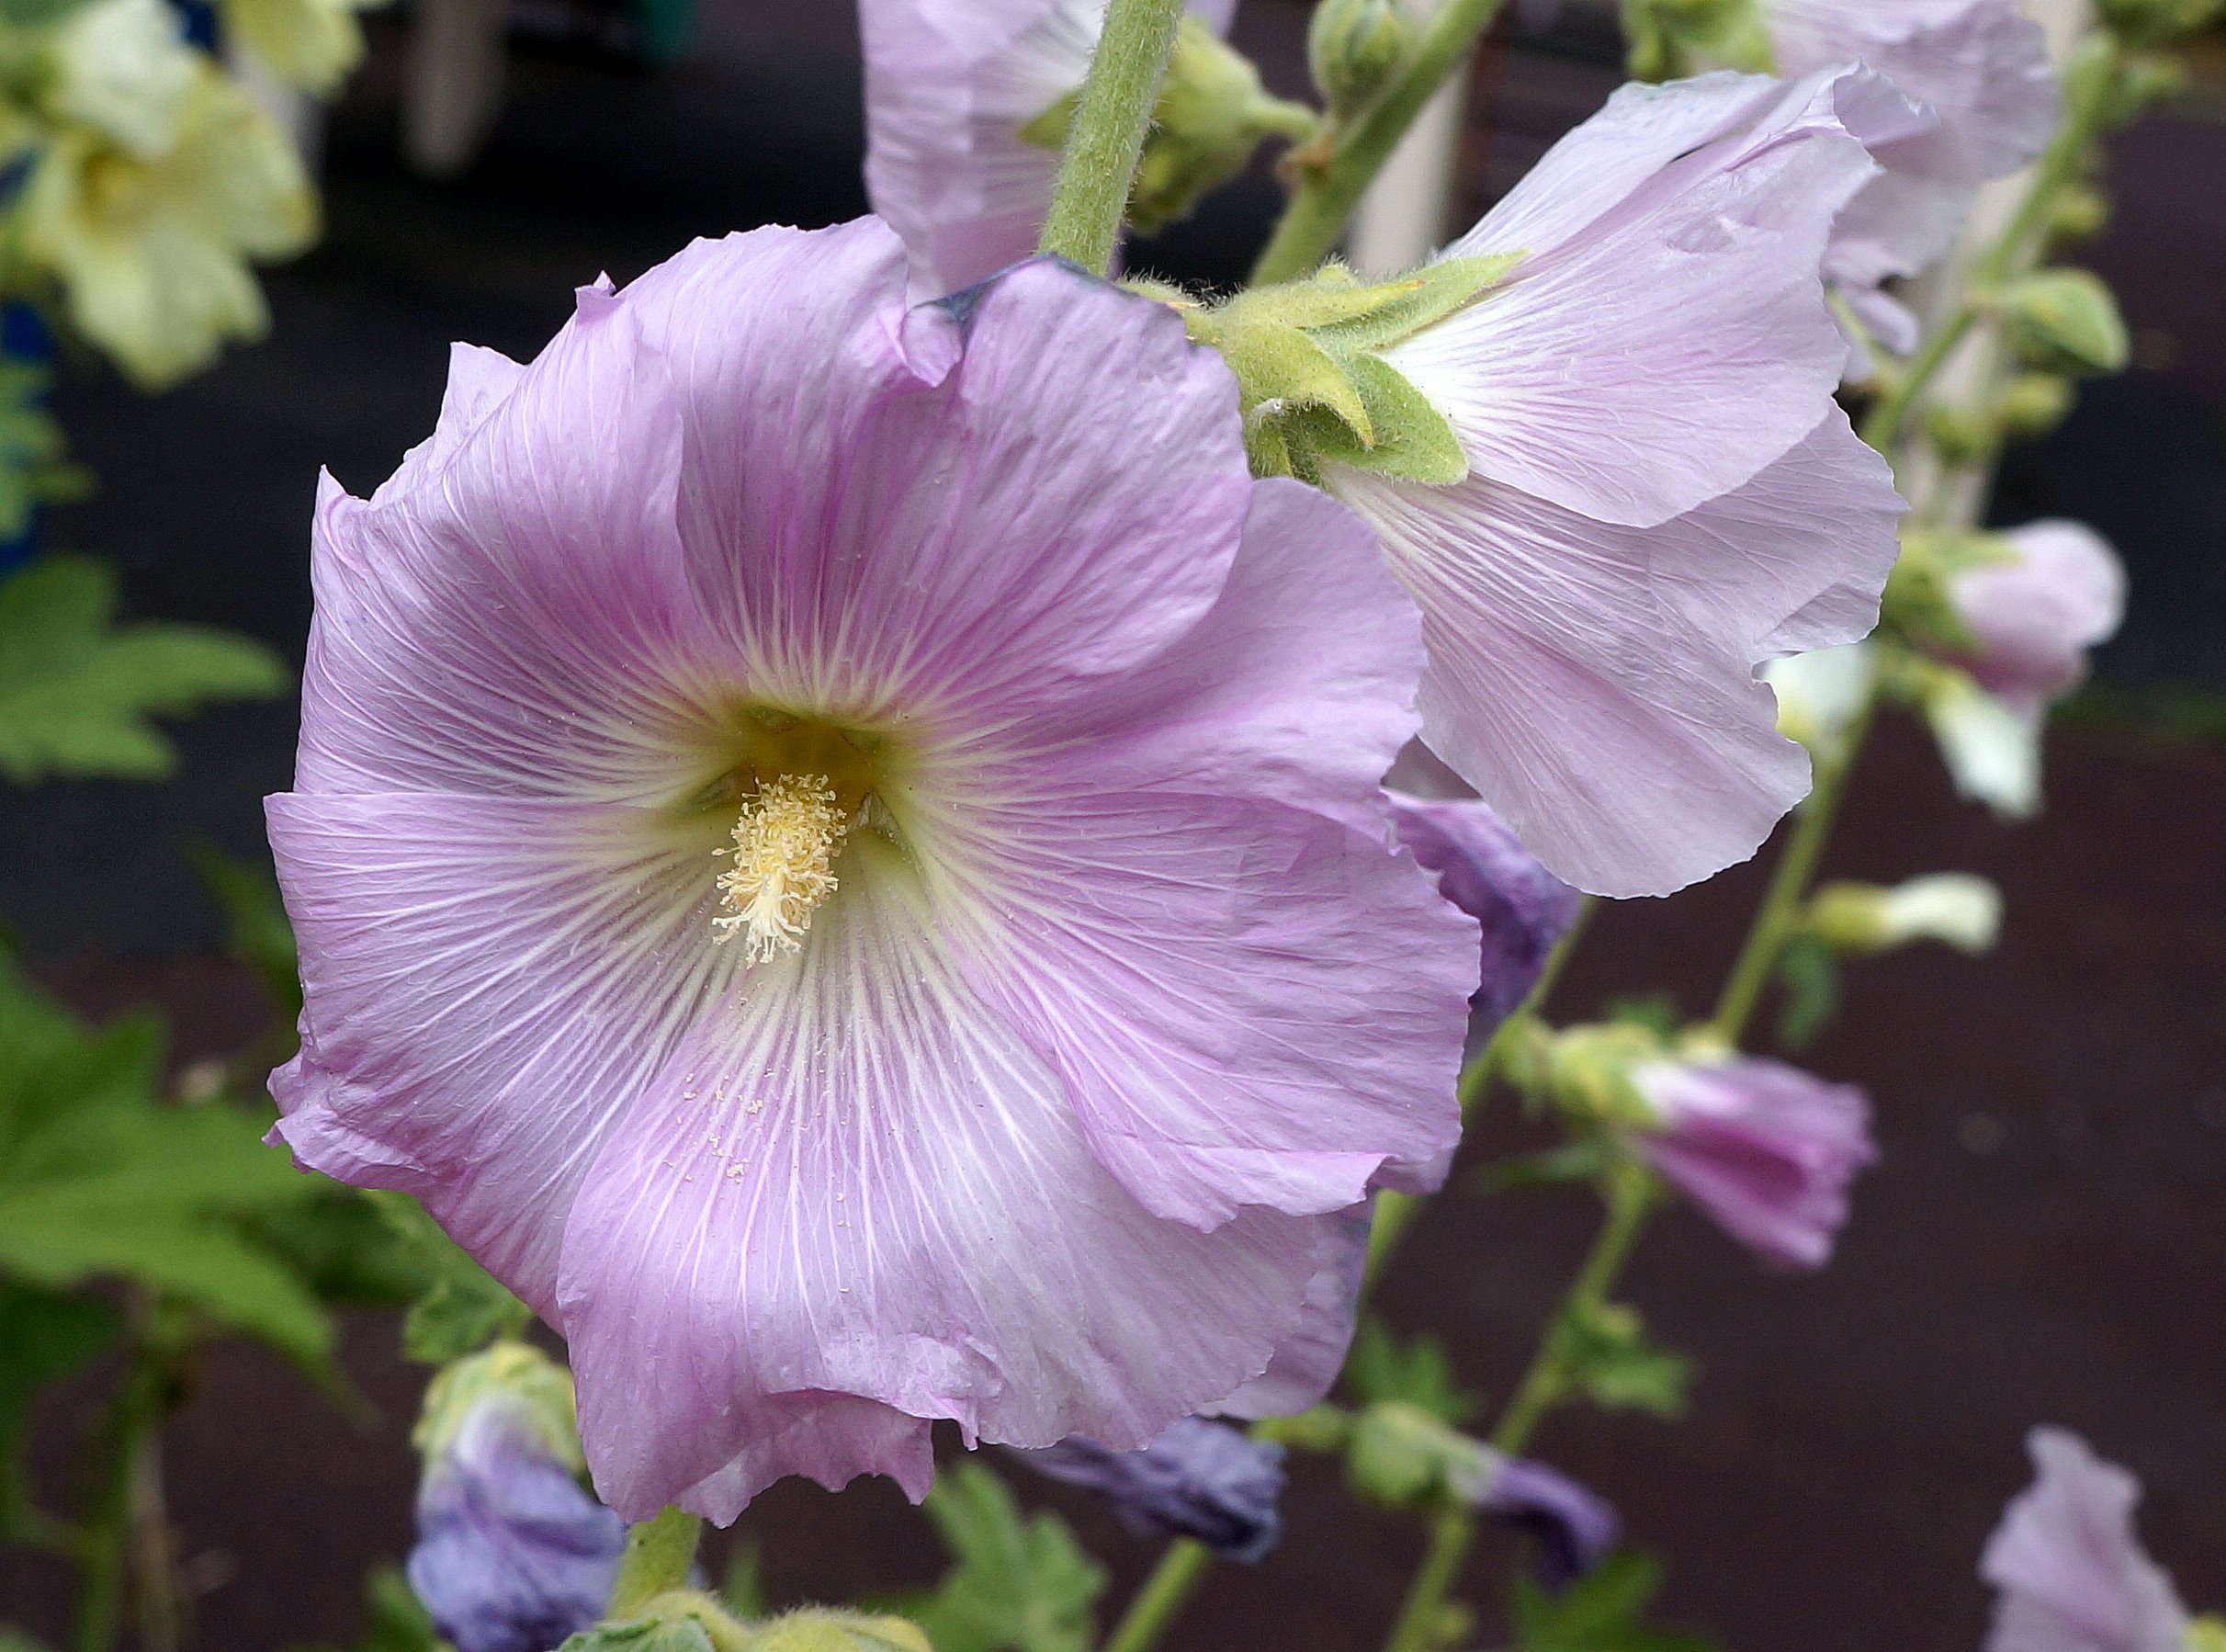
[24,62,315,390]
[220,0,383,96]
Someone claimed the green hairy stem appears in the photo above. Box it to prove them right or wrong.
[1037,0,1188,274]
[606,1507,706,1619]
[1251,0,1510,283]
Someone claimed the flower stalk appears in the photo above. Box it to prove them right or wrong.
[1250,0,1509,284]
[1036,0,1188,274]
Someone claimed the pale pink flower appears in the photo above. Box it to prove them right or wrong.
[1982,1428,2189,1652]
[266,221,1476,1521]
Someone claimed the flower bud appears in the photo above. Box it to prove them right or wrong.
[1765,644,1875,761]
[1014,1418,1286,1562]
[1308,0,1411,119]
[744,1610,932,1652]
[1629,1056,1875,1269]
[1926,403,1998,465]
[1998,269,2130,375]
[1347,1404,1616,1586]
[405,1354,625,1652]
[1998,374,2074,440]
[1920,667,2041,819]
[1131,22,1317,234]
[1807,874,2002,956]
[2049,185,2109,243]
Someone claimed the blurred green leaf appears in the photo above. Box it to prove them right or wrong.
[913,1463,1106,1652]
[0,956,331,1364]
[0,555,285,785]
[1556,1303,1691,1421]
[1509,1548,1719,1652]
[366,1191,531,1364]
[1341,1318,1481,1425]
[1601,994,1679,1039]
[0,1281,118,1535]
[0,362,90,542]
[188,841,302,1022]
[290,1564,450,1652]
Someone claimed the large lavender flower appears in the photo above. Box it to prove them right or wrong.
[1760,0,2056,352]
[861,0,1236,296]
[1325,69,1908,897]
[1981,1428,2189,1652]
[1016,1417,1286,1561]
[1630,1056,1876,1268]
[266,222,1477,1522]
[406,1397,625,1652]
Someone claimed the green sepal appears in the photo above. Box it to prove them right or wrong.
[1345,1400,1488,1509]
[412,1341,580,1468]
[1554,1300,1692,1420]
[1313,253,1522,350]
[741,1611,932,1652]
[1996,268,2130,374]
[1215,320,1375,444]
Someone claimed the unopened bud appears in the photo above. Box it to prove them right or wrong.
[1997,269,2129,375]
[413,1341,580,1468]
[1998,373,2074,439]
[1132,21,1318,234]
[1807,875,2002,956]
[2050,184,2109,243]
[743,1610,932,1652]
[1926,404,1996,464]
[2185,1616,2226,1652]
[1309,0,1410,118]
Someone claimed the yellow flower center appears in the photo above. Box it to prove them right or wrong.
[714,773,853,963]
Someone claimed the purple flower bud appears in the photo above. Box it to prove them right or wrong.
[1384,747,1580,1027]
[1982,1428,2188,1652]
[1948,521,2125,717]
[1458,1453,1621,1590]
[406,1397,627,1652]
[1014,1417,1286,1563]
[1630,1057,1876,1269]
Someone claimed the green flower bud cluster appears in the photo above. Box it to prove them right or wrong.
[1307,0,1411,122]
[1021,22,1317,238]
[1154,254,1519,483]
[1620,0,1772,82]
[1499,1020,1667,1130]
[569,1596,932,1652]
[1991,268,2130,375]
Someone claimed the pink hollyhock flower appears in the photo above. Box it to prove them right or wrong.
[265,221,1478,1522]
[1981,1428,2189,1652]
[1926,519,2124,817]
[1325,69,1909,898]
[861,0,1235,297]
[1629,1055,1875,1268]
[1761,0,2057,353]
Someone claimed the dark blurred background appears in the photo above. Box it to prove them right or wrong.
[2,1,2222,1647]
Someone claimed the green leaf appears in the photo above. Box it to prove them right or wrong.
[1509,1549,1719,1652]
[913,1463,1106,1652]
[367,1191,531,1363]
[1341,1318,1481,1424]
[0,957,332,1364]
[0,361,90,543]
[0,556,286,785]
[244,1190,433,1309]
[0,1282,119,1534]
[1600,993,1679,1039]
[1556,1302,1692,1420]
[1772,933,1841,1051]
[188,841,303,1022]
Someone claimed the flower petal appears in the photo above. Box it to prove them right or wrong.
[1213,1205,1373,1420]
[1334,413,1903,897]
[266,792,736,1313]
[1418,69,1894,526]
[557,877,1321,1521]
[297,287,712,801]
[622,244,1253,731]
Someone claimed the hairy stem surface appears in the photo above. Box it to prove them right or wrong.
[1036,0,1186,275]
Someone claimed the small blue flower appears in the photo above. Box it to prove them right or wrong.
[1465,1453,1621,1590]
[406,1396,627,1652]
[1016,1417,1287,1563]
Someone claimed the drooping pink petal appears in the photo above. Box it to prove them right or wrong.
[1419,68,1898,527]
[1982,1428,2189,1652]
[558,879,1320,1520]
[1213,1204,1373,1420]
[1332,413,1902,897]
[1385,789,1579,1024]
